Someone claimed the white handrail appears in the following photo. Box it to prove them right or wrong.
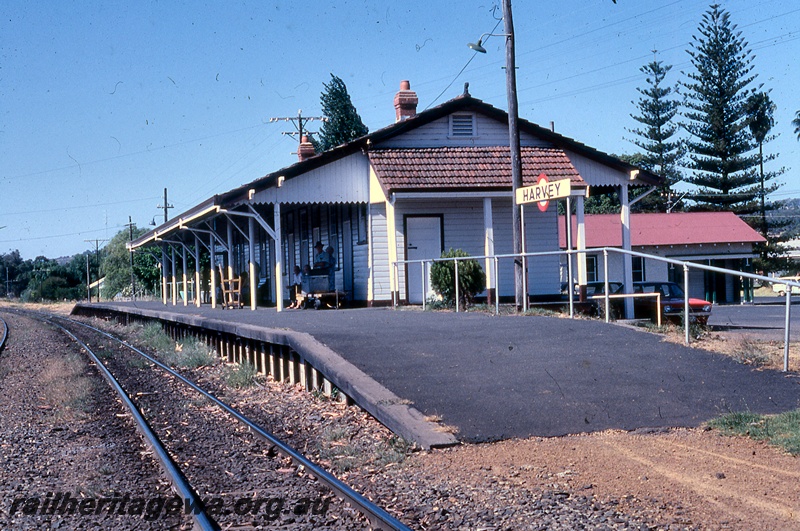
[392,246,796,371]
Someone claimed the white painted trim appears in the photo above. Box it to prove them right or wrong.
[393,191,512,199]
[669,253,758,261]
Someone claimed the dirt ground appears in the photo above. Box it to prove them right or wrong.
[413,427,800,529]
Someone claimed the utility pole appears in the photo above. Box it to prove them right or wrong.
[84,239,107,302]
[269,110,328,152]
[502,0,524,311]
[86,254,91,302]
[157,188,174,224]
[126,216,136,301]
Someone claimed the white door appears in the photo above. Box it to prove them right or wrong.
[406,216,442,304]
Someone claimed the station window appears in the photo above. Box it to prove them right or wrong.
[357,204,368,244]
[632,256,646,282]
[586,255,598,282]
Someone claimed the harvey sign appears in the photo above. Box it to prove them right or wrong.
[515,173,572,212]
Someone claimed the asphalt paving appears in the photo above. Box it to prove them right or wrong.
[710,301,800,340]
[86,301,800,443]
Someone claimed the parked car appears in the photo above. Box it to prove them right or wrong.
[585,281,624,319]
[771,276,800,296]
[560,281,624,318]
[632,281,712,325]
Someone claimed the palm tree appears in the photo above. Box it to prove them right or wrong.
[793,110,800,140]
[745,92,775,238]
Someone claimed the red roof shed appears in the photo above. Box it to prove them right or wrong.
[558,212,766,248]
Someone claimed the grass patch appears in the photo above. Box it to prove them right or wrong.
[317,426,366,471]
[172,338,218,368]
[134,323,217,368]
[424,295,452,311]
[708,409,800,455]
[730,336,771,367]
[316,427,413,472]
[225,361,258,389]
[137,323,174,354]
[42,352,95,419]
[375,436,414,466]
[523,307,560,317]
[128,356,151,369]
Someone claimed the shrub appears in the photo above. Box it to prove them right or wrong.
[430,248,486,308]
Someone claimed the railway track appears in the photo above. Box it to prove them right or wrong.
[6,309,410,530]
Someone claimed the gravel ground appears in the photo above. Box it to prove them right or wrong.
[0,311,190,529]
[50,314,372,529]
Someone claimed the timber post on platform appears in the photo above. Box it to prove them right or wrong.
[483,198,496,303]
[386,198,399,303]
[210,234,217,308]
[182,244,188,307]
[194,234,202,308]
[274,202,283,312]
[226,221,235,285]
[171,246,178,305]
[161,246,168,305]
[249,217,257,311]
[620,184,634,318]
[575,194,587,301]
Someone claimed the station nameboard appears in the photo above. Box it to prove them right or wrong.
[515,174,572,212]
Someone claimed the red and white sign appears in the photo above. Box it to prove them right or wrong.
[515,173,571,212]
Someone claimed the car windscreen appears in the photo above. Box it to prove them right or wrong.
[638,283,685,298]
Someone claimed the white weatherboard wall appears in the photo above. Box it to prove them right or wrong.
[251,154,370,205]
[391,198,561,301]
[376,114,553,149]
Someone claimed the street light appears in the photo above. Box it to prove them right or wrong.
[468,0,524,309]
[467,33,510,54]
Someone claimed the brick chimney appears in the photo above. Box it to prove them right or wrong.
[297,135,315,161]
[394,80,418,122]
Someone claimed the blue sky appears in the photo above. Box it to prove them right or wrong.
[2,0,798,259]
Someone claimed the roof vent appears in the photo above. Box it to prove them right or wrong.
[450,113,476,137]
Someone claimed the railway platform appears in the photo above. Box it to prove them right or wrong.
[74,301,800,447]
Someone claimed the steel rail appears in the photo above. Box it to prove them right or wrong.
[37,314,221,531]
[0,315,8,353]
[53,315,411,531]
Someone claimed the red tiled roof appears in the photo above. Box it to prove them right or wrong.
[369,146,585,192]
[558,212,766,248]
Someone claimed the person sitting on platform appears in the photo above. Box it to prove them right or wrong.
[313,242,329,273]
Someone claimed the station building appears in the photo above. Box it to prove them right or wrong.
[129,81,661,310]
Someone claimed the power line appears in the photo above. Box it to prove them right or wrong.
[3,123,267,182]
[0,196,159,217]
[0,225,126,244]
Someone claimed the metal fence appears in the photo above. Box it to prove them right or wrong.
[393,247,800,372]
